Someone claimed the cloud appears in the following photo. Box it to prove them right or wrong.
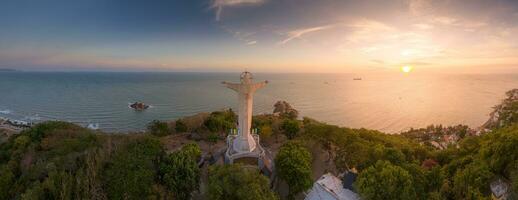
[431,16,457,25]
[211,0,265,21]
[278,24,338,45]
[344,19,395,43]
[370,59,385,64]
[413,23,433,30]
[408,0,436,16]
[221,26,258,45]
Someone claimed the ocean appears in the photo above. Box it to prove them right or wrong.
[0,72,516,133]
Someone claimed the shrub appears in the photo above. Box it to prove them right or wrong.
[355,160,417,200]
[180,142,202,161]
[175,119,188,133]
[160,148,200,200]
[208,164,278,200]
[147,120,170,136]
[102,137,163,200]
[204,110,236,133]
[452,161,493,199]
[275,141,312,198]
[0,165,14,199]
[281,119,300,139]
[259,125,273,139]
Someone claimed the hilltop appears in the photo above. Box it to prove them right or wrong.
[0,91,517,200]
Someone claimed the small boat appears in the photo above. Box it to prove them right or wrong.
[353,78,362,80]
[129,102,149,110]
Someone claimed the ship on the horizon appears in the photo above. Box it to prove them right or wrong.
[353,77,362,80]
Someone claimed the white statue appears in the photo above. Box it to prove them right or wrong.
[222,72,268,153]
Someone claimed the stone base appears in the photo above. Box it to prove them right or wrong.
[224,134,266,168]
[224,134,276,182]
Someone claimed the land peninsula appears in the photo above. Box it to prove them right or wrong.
[0,89,517,200]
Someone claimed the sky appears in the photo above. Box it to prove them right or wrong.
[1,0,518,73]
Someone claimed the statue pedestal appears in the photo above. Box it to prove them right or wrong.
[224,134,266,168]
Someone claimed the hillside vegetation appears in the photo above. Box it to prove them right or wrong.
[0,90,517,199]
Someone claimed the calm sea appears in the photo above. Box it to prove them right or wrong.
[0,72,516,133]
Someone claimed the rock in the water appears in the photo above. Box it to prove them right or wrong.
[130,102,149,110]
[273,101,299,118]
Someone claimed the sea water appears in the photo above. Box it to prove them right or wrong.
[0,72,516,133]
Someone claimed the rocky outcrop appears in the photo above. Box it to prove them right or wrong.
[130,102,149,110]
[482,89,518,130]
[273,101,299,118]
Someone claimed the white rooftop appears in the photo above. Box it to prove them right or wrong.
[305,173,360,200]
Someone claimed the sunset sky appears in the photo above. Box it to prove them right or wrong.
[1,0,518,73]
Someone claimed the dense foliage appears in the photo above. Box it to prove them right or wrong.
[1,89,517,199]
[0,121,201,200]
[0,122,103,199]
[175,119,188,133]
[159,143,201,200]
[484,89,518,129]
[208,164,278,200]
[299,112,518,199]
[253,115,274,138]
[204,109,237,133]
[281,119,300,139]
[274,141,312,198]
[355,160,417,200]
[147,120,171,136]
[102,137,163,199]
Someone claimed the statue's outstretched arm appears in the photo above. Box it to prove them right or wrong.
[222,81,240,92]
[251,80,268,91]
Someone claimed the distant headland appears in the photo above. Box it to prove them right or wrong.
[0,68,19,72]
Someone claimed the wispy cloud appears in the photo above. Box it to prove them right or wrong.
[246,40,257,45]
[211,0,265,21]
[221,26,258,45]
[413,23,433,30]
[408,0,435,16]
[278,24,337,45]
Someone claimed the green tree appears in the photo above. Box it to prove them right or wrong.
[355,160,417,200]
[259,125,273,140]
[452,161,493,199]
[147,120,170,136]
[480,125,518,175]
[281,119,300,139]
[204,110,237,133]
[275,141,312,198]
[0,165,14,199]
[160,149,200,200]
[102,137,163,200]
[208,164,278,200]
[181,142,202,161]
[175,119,188,133]
[426,166,444,193]
[382,147,406,164]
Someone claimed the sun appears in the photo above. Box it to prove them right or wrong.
[401,65,413,73]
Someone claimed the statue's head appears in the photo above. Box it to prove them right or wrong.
[240,71,253,84]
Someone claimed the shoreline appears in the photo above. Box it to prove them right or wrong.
[1,88,515,136]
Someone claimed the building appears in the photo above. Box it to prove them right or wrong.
[305,173,360,200]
